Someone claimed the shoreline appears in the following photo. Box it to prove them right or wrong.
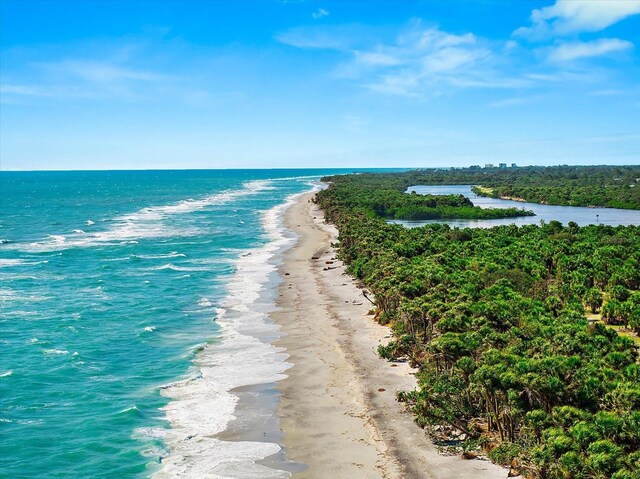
[272,191,509,478]
[154,187,307,479]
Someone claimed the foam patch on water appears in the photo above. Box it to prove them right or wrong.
[43,349,70,355]
[135,252,187,260]
[9,180,273,253]
[0,288,50,302]
[146,263,212,272]
[0,259,28,268]
[154,183,320,479]
[0,259,48,268]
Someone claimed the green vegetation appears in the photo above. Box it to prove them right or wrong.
[317,170,640,478]
[351,165,640,210]
[471,165,640,210]
[317,173,534,221]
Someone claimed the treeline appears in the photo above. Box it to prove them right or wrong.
[372,165,640,210]
[319,173,534,221]
[316,172,640,479]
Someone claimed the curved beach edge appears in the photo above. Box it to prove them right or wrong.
[272,191,512,479]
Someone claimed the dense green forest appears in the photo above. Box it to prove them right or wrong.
[316,171,640,479]
[355,165,640,210]
[317,173,534,220]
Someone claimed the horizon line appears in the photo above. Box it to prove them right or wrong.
[2,163,638,173]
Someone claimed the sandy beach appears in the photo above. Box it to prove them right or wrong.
[273,192,509,479]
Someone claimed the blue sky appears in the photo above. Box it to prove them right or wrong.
[1,0,639,170]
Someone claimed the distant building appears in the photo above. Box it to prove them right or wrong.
[511,163,517,168]
[499,163,507,168]
[485,163,494,168]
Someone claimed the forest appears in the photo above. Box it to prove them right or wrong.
[316,170,640,479]
[317,172,533,220]
[355,165,640,210]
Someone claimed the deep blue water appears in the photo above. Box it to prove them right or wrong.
[0,169,387,478]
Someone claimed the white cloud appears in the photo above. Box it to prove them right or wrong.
[354,51,403,67]
[488,97,534,108]
[1,53,175,104]
[333,22,510,95]
[276,25,365,50]
[312,8,329,19]
[588,88,625,96]
[1,84,51,97]
[277,17,635,97]
[367,73,421,96]
[52,60,170,83]
[516,0,640,38]
[547,38,633,62]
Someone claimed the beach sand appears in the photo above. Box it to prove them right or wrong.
[272,192,509,479]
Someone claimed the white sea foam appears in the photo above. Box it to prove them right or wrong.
[147,263,210,272]
[0,370,13,378]
[43,349,69,355]
[197,298,215,308]
[12,179,274,253]
[155,183,321,479]
[0,258,48,268]
[0,259,27,268]
[119,405,140,414]
[133,426,167,441]
[0,288,49,302]
[135,251,187,259]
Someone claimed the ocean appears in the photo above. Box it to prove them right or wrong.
[0,169,366,478]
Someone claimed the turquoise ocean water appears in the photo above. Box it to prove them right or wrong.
[0,169,372,478]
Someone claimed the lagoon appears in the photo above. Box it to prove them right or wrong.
[389,184,640,228]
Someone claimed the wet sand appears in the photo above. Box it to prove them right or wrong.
[272,192,509,479]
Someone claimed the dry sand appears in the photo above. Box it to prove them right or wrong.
[272,192,509,479]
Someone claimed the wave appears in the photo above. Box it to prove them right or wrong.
[43,349,69,355]
[146,263,210,272]
[0,288,50,302]
[117,405,144,418]
[0,258,49,268]
[0,259,27,268]
[196,297,214,308]
[134,252,187,260]
[8,179,274,253]
[155,184,321,478]
[268,174,323,182]
[0,370,13,378]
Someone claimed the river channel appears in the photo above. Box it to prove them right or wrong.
[388,184,640,228]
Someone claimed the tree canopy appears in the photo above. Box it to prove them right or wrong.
[316,169,640,478]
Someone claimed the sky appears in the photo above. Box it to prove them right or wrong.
[1,0,639,170]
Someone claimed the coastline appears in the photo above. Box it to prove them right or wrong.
[154,186,309,478]
[273,191,509,478]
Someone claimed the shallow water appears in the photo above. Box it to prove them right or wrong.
[0,169,382,478]
[389,184,640,228]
